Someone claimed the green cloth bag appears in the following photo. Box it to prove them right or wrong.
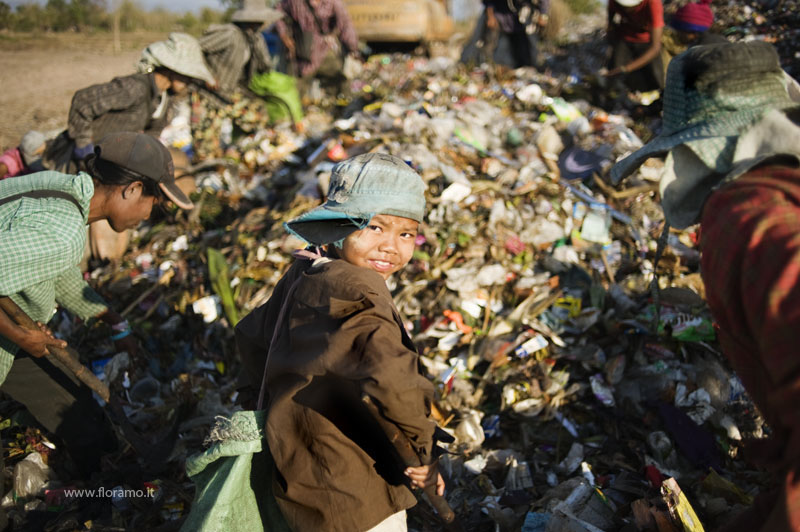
[249,71,304,124]
[180,410,290,532]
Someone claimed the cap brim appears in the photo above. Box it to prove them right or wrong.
[610,135,676,184]
[285,206,370,245]
[160,182,194,210]
[610,103,800,184]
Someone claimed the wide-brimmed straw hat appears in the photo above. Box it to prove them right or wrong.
[285,153,426,246]
[139,33,216,86]
[232,0,284,25]
[610,41,800,185]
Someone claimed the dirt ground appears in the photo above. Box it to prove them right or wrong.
[0,31,168,151]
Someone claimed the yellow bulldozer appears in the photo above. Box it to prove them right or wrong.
[343,0,455,46]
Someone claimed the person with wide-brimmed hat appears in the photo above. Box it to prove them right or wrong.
[200,0,284,96]
[40,33,211,260]
[603,0,665,93]
[0,132,192,477]
[42,32,214,174]
[611,41,800,532]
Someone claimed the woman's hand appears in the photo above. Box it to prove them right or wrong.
[19,322,67,358]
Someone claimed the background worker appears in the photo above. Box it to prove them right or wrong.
[611,41,800,532]
[483,0,550,68]
[0,132,193,477]
[0,131,47,180]
[275,0,359,94]
[42,33,212,261]
[200,0,284,96]
[604,0,665,93]
[669,0,727,48]
[44,33,215,174]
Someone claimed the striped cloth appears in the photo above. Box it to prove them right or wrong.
[700,164,800,532]
[200,23,273,95]
[0,171,108,383]
[275,0,358,77]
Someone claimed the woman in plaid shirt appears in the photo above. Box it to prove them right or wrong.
[0,132,192,476]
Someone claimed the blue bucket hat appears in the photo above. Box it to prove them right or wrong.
[285,153,426,246]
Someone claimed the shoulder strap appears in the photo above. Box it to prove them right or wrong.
[0,190,84,217]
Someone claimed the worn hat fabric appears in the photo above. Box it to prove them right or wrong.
[95,132,193,209]
[139,33,216,86]
[232,0,283,24]
[285,153,426,245]
[610,41,800,185]
[671,0,713,32]
[19,130,46,165]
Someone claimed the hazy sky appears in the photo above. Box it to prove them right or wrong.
[7,0,225,13]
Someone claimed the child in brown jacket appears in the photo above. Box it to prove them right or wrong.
[236,153,444,531]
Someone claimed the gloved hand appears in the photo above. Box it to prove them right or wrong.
[73,143,95,161]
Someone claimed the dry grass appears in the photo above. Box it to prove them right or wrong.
[0,31,157,149]
[0,30,169,53]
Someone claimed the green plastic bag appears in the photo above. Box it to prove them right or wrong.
[249,71,304,124]
[180,410,290,532]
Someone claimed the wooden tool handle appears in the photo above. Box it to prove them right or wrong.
[0,297,110,403]
[361,395,463,531]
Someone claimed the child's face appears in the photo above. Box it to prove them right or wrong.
[338,214,419,280]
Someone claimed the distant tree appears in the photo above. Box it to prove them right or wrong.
[14,3,47,31]
[177,11,199,33]
[46,0,71,31]
[146,7,174,31]
[118,0,145,31]
[68,0,106,30]
[0,1,12,29]
[199,7,220,27]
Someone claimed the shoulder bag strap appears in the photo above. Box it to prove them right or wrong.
[0,189,84,217]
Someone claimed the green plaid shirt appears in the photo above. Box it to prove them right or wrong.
[0,171,108,383]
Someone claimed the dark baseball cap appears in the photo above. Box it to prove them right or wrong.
[95,132,193,209]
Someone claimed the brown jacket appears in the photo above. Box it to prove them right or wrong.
[236,257,436,532]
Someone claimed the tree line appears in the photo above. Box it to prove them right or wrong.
[0,0,228,34]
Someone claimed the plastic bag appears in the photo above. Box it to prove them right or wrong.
[180,410,290,532]
[249,72,304,124]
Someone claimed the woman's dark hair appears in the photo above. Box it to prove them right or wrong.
[85,154,164,200]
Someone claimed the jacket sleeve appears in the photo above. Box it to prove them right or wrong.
[327,289,436,458]
[67,77,151,148]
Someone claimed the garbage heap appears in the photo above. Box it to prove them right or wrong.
[0,39,776,532]
[711,0,800,78]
